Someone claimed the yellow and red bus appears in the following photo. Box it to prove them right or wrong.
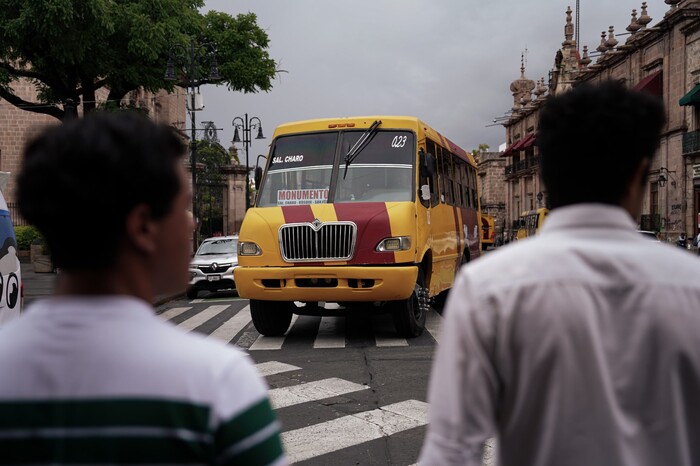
[235,116,481,337]
[480,213,495,250]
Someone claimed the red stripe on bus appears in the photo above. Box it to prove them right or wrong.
[334,203,394,264]
[281,205,316,224]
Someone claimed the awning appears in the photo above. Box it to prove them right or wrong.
[501,133,536,157]
[519,133,537,150]
[633,70,662,96]
[679,83,700,106]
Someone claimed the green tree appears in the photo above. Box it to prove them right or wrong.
[0,0,277,120]
[471,143,490,158]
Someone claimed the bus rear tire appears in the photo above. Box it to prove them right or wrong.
[391,269,427,338]
[250,299,294,336]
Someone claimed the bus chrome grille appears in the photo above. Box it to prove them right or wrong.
[279,221,357,262]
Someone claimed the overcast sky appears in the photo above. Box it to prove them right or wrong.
[198,0,666,159]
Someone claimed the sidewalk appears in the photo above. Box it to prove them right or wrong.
[21,262,183,307]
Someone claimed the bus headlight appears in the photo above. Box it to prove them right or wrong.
[376,236,411,252]
[239,242,262,256]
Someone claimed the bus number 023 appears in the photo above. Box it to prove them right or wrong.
[391,135,408,148]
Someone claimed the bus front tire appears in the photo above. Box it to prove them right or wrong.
[391,269,427,338]
[250,299,294,336]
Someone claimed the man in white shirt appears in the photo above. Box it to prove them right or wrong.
[420,81,700,465]
[0,112,286,465]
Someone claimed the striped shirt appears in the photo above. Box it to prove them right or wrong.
[0,296,286,465]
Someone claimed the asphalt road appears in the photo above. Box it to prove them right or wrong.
[156,292,442,466]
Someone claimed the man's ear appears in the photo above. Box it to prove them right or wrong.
[125,204,158,255]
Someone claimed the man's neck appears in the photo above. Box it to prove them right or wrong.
[54,266,153,303]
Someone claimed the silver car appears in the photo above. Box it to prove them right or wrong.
[187,236,238,300]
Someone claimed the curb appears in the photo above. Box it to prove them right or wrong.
[153,292,185,307]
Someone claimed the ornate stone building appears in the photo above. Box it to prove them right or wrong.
[476,151,507,242]
[500,1,700,241]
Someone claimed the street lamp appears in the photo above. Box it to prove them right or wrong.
[164,37,220,251]
[232,114,265,210]
[658,166,676,188]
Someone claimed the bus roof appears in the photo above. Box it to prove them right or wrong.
[273,115,475,165]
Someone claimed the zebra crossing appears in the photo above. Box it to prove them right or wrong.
[157,298,443,349]
[156,297,497,465]
[249,359,429,464]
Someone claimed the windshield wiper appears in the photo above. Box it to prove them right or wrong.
[343,120,381,179]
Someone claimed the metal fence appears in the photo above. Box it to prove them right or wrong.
[6,202,30,227]
[682,130,700,155]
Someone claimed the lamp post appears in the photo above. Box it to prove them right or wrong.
[164,37,220,251]
[232,114,265,210]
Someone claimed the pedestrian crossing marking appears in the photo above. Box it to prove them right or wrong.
[249,315,300,351]
[207,305,252,342]
[191,296,241,304]
[313,316,346,348]
[269,377,369,409]
[425,309,442,344]
[254,361,301,378]
[281,400,429,463]
[177,305,229,331]
[158,306,191,320]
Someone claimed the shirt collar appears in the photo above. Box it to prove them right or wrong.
[540,203,639,234]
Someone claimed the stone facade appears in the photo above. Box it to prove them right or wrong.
[476,152,507,241]
[500,1,700,241]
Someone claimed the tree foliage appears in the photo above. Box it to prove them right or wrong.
[0,0,277,119]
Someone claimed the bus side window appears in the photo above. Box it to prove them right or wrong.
[437,146,446,204]
[425,140,439,207]
[470,167,478,208]
[461,162,470,209]
[445,152,455,206]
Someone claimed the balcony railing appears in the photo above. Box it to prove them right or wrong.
[505,155,541,176]
[682,130,700,155]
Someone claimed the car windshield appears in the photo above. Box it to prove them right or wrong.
[197,238,238,255]
[256,130,414,207]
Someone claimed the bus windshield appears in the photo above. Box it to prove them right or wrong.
[257,130,415,207]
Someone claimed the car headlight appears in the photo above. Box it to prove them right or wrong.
[376,236,411,252]
[239,242,262,256]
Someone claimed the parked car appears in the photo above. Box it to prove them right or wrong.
[0,181,21,328]
[638,230,661,242]
[187,236,238,300]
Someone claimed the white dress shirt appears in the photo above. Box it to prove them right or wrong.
[420,204,700,466]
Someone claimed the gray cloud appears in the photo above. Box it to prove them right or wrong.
[199,0,662,155]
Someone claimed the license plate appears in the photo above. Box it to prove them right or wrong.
[207,275,221,282]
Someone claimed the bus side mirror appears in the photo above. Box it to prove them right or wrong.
[254,166,263,189]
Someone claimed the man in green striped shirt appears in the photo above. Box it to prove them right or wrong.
[0,112,286,465]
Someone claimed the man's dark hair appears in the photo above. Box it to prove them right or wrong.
[537,80,665,208]
[17,111,186,270]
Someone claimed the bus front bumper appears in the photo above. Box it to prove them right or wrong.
[234,265,418,302]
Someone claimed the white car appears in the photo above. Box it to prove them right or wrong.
[187,236,238,300]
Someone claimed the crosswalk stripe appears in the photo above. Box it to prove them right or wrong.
[249,314,300,351]
[177,305,230,331]
[269,377,368,409]
[254,361,301,378]
[158,307,191,320]
[425,309,443,344]
[375,334,409,347]
[281,400,429,463]
[207,305,252,342]
[313,316,346,348]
